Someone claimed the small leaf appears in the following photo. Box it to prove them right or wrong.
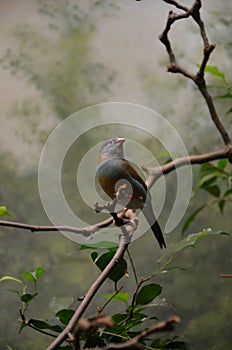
[200,163,217,176]
[91,252,98,262]
[79,241,118,250]
[28,319,62,333]
[224,188,232,197]
[218,200,225,214]
[182,205,205,234]
[204,185,220,197]
[93,251,127,282]
[56,309,75,326]
[104,292,130,303]
[174,229,229,255]
[204,65,225,79]
[217,158,228,170]
[35,267,45,280]
[136,283,162,306]
[195,174,217,189]
[216,93,232,99]
[21,271,36,282]
[21,293,36,303]
[19,321,27,334]
[0,206,13,217]
[0,275,22,284]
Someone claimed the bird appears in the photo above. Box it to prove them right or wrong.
[96,137,166,249]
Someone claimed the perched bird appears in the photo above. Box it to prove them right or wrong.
[96,137,166,248]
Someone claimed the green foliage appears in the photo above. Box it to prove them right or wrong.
[183,159,232,233]
[0,206,13,217]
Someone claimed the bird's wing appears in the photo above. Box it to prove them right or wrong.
[121,159,147,191]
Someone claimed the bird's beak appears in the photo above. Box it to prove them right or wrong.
[116,137,125,145]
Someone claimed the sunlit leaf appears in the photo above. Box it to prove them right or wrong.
[204,65,225,80]
[0,206,13,217]
[104,292,130,303]
[35,267,45,279]
[217,158,228,170]
[21,271,36,282]
[136,284,162,306]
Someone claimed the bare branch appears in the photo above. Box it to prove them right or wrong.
[0,217,113,236]
[160,0,231,146]
[144,144,232,188]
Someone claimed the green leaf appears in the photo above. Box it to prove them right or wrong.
[174,229,229,255]
[195,174,217,189]
[21,293,37,303]
[216,93,232,99]
[136,283,162,306]
[93,251,127,282]
[21,271,37,282]
[19,321,27,334]
[56,309,75,326]
[217,158,228,170]
[28,319,62,333]
[21,267,44,282]
[200,163,217,176]
[204,65,225,80]
[182,205,205,234]
[79,241,118,250]
[224,188,232,197]
[218,200,225,214]
[91,251,98,262]
[35,267,45,280]
[204,185,220,197]
[0,206,13,217]
[0,275,22,284]
[104,292,130,303]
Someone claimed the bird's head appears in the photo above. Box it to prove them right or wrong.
[98,137,125,163]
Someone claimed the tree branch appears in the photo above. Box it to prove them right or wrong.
[0,217,114,236]
[144,144,232,188]
[160,0,231,146]
[46,210,138,350]
[91,315,181,350]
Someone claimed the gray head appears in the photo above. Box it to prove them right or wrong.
[98,137,125,163]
